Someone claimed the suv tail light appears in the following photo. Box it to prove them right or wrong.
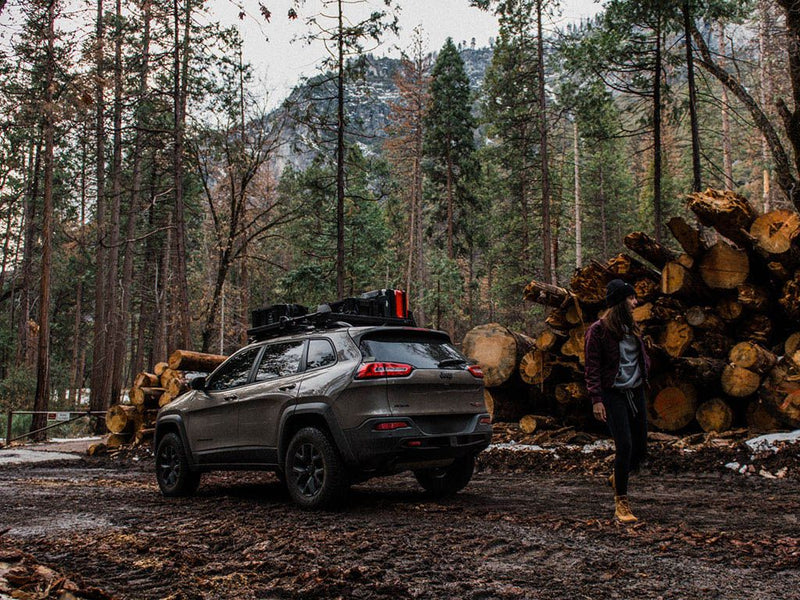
[355,362,414,379]
[467,365,484,379]
[373,421,411,431]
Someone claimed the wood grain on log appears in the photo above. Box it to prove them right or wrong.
[696,398,734,433]
[105,404,141,434]
[554,382,587,406]
[659,319,694,358]
[535,329,560,352]
[728,341,777,374]
[168,350,227,372]
[624,231,676,269]
[661,261,709,299]
[523,280,570,307]
[716,296,744,322]
[154,362,169,377]
[721,364,761,397]
[648,378,698,431]
[673,357,725,387]
[749,209,800,266]
[519,350,552,386]
[736,283,770,312]
[687,188,756,248]
[130,386,165,408]
[668,216,706,258]
[133,372,160,389]
[561,325,588,365]
[686,306,723,330]
[699,241,749,290]
[633,277,659,302]
[570,263,609,305]
[759,359,800,428]
[462,324,536,388]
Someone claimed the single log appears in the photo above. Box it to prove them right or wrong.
[785,332,800,356]
[624,231,677,269]
[134,427,155,446]
[545,308,571,331]
[749,209,800,267]
[736,283,770,312]
[685,306,723,330]
[606,253,660,281]
[519,350,553,386]
[519,414,559,434]
[462,324,536,388]
[759,359,800,428]
[736,313,772,346]
[166,377,188,398]
[523,280,570,307]
[87,442,107,456]
[565,304,583,326]
[153,362,169,377]
[699,241,749,290]
[676,253,695,269]
[105,433,130,449]
[721,364,761,398]
[632,302,654,324]
[661,261,710,299]
[561,325,588,364]
[696,398,734,433]
[130,386,166,408]
[168,350,227,372]
[668,216,706,258]
[159,368,182,389]
[105,405,141,435]
[779,272,800,320]
[159,392,175,408]
[746,400,783,432]
[535,329,560,352]
[716,296,743,322]
[633,277,659,302]
[673,357,726,387]
[687,188,757,248]
[133,372,160,389]
[728,341,777,375]
[659,319,694,358]
[648,378,698,431]
[554,382,587,406]
[570,262,609,305]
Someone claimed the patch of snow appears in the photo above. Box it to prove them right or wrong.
[488,443,550,452]
[0,449,82,465]
[581,439,614,453]
[744,429,800,453]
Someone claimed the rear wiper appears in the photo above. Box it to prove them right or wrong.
[438,358,467,368]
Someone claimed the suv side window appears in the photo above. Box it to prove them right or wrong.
[206,347,261,391]
[306,339,336,370]
[254,341,305,382]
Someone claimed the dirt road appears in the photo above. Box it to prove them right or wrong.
[1,444,798,600]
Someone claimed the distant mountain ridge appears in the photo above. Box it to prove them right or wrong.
[273,45,494,171]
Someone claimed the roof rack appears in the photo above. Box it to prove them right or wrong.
[247,289,416,342]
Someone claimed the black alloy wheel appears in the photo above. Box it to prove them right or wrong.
[155,432,200,497]
[285,427,349,509]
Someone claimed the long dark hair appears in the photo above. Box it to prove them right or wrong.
[602,301,639,340]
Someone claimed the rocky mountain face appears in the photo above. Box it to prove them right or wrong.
[272,45,494,172]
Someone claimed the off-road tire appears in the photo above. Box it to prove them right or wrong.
[414,455,475,497]
[285,427,349,510]
[155,432,201,497]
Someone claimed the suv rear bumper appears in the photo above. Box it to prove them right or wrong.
[342,415,492,472]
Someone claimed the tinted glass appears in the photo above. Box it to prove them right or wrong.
[255,341,305,382]
[359,333,465,368]
[307,339,336,370]
[206,347,261,391]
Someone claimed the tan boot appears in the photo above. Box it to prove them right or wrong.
[614,495,638,524]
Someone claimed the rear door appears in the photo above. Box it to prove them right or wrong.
[358,330,485,418]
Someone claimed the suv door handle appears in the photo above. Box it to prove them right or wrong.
[279,384,296,391]
[223,395,238,402]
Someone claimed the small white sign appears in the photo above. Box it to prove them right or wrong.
[47,412,71,422]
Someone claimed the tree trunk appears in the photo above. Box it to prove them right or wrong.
[653,17,663,241]
[573,118,582,269]
[537,0,554,284]
[718,22,734,189]
[684,1,702,192]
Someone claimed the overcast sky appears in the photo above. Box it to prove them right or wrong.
[211,0,605,106]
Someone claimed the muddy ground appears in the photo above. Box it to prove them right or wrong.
[1,436,799,600]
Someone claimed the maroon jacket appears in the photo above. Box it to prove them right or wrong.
[583,319,650,405]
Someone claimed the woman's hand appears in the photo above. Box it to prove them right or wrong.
[593,402,607,422]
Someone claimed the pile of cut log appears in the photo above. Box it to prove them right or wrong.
[463,189,800,435]
[91,350,227,454]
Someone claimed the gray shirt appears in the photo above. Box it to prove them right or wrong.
[614,332,643,389]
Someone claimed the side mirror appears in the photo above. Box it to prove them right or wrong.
[190,376,206,391]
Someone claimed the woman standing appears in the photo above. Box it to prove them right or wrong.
[584,279,650,523]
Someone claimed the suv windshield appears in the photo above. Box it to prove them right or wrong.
[359,332,466,369]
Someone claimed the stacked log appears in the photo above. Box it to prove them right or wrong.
[466,188,800,435]
[100,350,227,450]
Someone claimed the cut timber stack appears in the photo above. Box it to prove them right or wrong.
[100,349,227,451]
[465,188,800,435]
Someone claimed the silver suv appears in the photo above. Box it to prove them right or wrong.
[154,322,491,509]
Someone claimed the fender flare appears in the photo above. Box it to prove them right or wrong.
[278,402,356,467]
[154,415,198,470]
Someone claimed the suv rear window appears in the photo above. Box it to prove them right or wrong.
[359,332,466,369]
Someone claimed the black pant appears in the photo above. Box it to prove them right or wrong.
[602,386,647,496]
